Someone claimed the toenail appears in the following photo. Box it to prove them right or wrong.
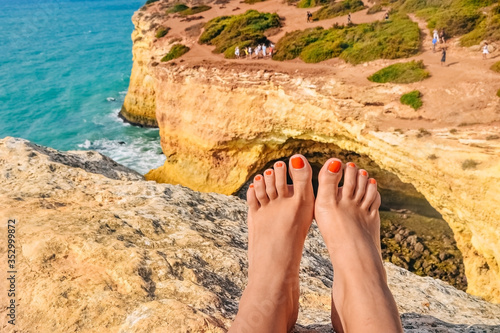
[265,170,272,176]
[291,156,305,169]
[348,162,356,168]
[328,160,341,173]
[361,170,367,176]
[370,178,377,184]
[249,184,254,188]
[255,175,262,181]
[276,162,284,167]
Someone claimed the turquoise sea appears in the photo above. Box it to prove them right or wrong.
[0,0,165,173]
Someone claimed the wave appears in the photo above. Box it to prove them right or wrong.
[78,137,165,175]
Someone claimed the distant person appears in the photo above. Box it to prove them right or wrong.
[248,46,253,59]
[235,46,240,59]
[440,29,446,44]
[347,12,352,24]
[483,43,489,60]
[268,45,273,57]
[262,44,267,57]
[385,11,389,20]
[433,29,439,40]
[441,47,446,66]
[307,11,312,23]
[432,36,437,52]
[243,47,248,58]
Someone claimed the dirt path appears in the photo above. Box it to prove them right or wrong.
[147,0,500,131]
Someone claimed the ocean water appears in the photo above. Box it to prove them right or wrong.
[0,0,165,174]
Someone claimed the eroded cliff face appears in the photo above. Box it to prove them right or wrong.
[119,10,158,127]
[1,137,500,332]
[135,63,500,303]
[121,0,500,304]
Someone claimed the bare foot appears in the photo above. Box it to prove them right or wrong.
[314,159,402,333]
[229,155,314,333]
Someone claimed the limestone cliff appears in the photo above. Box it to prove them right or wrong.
[122,0,500,304]
[119,8,159,127]
[139,62,500,303]
[1,137,500,332]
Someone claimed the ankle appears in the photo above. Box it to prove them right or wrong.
[234,281,299,332]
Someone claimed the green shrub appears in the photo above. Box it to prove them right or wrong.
[367,4,384,14]
[368,60,430,83]
[161,44,190,61]
[400,90,423,110]
[156,26,170,38]
[274,14,420,64]
[273,27,328,61]
[497,88,500,98]
[312,0,366,21]
[395,0,500,45]
[244,0,267,3]
[297,0,329,8]
[179,5,211,16]
[167,4,189,13]
[145,0,159,5]
[492,61,500,73]
[199,10,281,58]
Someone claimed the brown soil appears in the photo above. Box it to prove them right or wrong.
[144,0,500,137]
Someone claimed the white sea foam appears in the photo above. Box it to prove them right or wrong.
[78,137,165,174]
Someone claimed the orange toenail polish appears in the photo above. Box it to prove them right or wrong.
[348,162,356,168]
[276,162,283,167]
[361,170,367,176]
[255,175,262,181]
[291,156,305,169]
[370,179,377,184]
[328,160,341,173]
[249,184,254,188]
[265,170,272,176]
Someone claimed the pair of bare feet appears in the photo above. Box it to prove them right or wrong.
[229,155,403,333]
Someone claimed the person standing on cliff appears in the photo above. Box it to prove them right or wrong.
[347,12,352,25]
[483,43,490,60]
[441,47,447,66]
[248,46,253,59]
[262,44,267,58]
[235,46,240,59]
[229,155,403,333]
[440,29,446,44]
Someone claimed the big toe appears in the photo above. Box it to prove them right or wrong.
[288,154,313,201]
[316,158,343,205]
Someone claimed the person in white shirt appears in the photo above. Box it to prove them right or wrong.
[483,43,490,59]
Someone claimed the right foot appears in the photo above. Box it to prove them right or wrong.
[314,159,402,333]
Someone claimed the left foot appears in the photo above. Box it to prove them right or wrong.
[229,154,315,333]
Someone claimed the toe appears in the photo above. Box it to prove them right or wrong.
[353,169,369,204]
[317,158,343,204]
[247,184,259,210]
[361,178,378,211]
[264,169,278,200]
[253,174,270,205]
[370,192,381,215]
[343,162,358,199]
[288,154,313,200]
[274,161,289,197]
